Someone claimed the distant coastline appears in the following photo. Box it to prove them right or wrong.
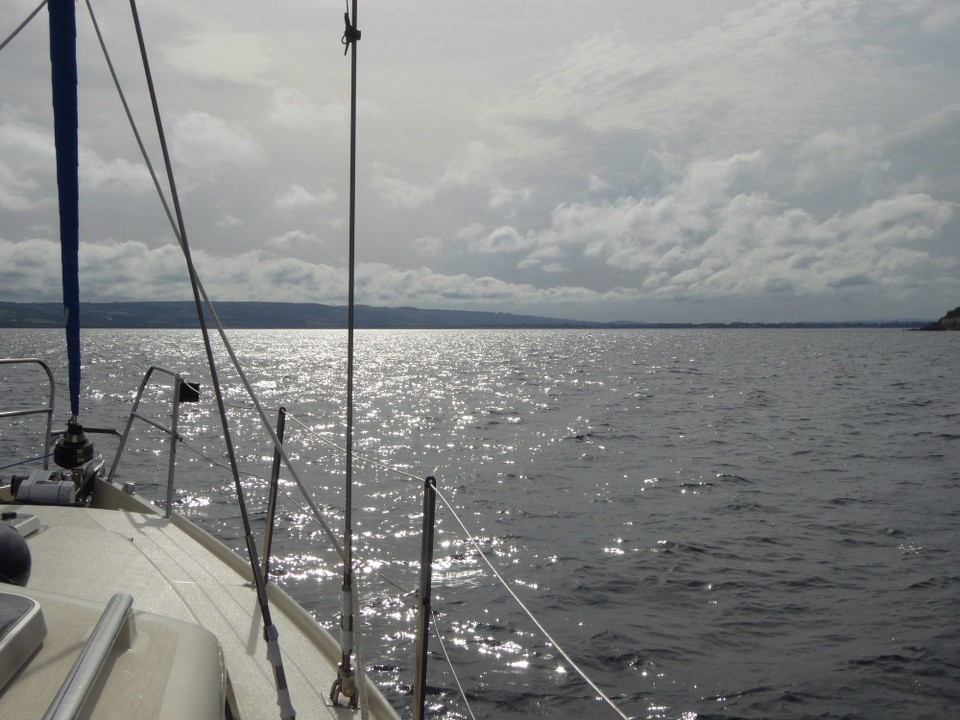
[916,306,960,331]
[0,301,933,330]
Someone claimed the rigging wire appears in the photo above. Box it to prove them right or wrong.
[155,397,630,718]
[84,0,347,564]
[257,410,631,719]
[125,1,294,716]
[0,0,47,53]
[331,0,365,712]
[177,435,418,607]
[434,485,632,720]
[91,1,370,711]
[431,609,478,720]
[0,453,53,472]
[81,1,629,716]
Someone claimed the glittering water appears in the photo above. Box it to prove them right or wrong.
[2,328,958,719]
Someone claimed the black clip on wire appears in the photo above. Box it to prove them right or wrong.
[342,11,360,55]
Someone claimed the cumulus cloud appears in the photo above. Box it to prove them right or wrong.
[587,174,611,194]
[161,32,273,85]
[0,238,341,303]
[413,236,444,255]
[0,109,54,164]
[488,185,532,210]
[170,111,262,171]
[216,214,243,228]
[371,142,504,210]
[0,237,635,313]
[370,163,436,209]
[0,110,54,211]
[517,245,568,272]
[351,262,637,309]
[792,127,885,192]
[79,149,153,194]
[266,87,381,130]
[268,88,343,129]
[274,184,336,211]
[468,225,536,254]
[265,229,323,251]
[0,163,40,211]
[2,0,956,322]
[445,138,955,308]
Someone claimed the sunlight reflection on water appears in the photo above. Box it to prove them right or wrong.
[2,328,959,719]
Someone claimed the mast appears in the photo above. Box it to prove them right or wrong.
[49,0,96,472]
[49,0,81,421]
[331,0,362,708]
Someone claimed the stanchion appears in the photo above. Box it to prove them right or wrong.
[413,476,437,719]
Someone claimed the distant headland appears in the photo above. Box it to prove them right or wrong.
[916,306,960,331]
[0,301,940,330]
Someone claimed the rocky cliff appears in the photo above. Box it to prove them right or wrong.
[919,306,960,330]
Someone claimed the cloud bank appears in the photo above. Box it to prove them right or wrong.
[0,0,957,322]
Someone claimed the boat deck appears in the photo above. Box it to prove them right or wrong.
[0,486,398,720]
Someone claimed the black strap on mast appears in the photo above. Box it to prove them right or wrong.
[127,2,295,717]
[331,0,361,709]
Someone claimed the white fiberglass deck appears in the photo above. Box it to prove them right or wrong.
[3,493,398,720]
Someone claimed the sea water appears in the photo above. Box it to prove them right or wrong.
[1,328,958,719]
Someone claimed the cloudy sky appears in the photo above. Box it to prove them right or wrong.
[1,0,957,322]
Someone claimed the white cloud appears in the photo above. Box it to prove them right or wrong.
[909,1,960,33]
[370,163,435,209]
[0,108,54,163]
[0,163,40,211]
[274,184,336,211]
[0,237,635,312]
[488,185,532,210]
[517,245,568,272]
[268,88,343,129]
[216,214,242,228]
[0,109,53,211]
[351,262,638,309]
[534,181,955,302]
[371,142,505,210]
[587,174,611,194]
[170,111,262,171]
[79,148,154,194]
[2,0,957,322]
[413,236,444,255]
[265,229,323,251]
[792,126,886,194]
[161,32,272,85]
[468,225,535,254]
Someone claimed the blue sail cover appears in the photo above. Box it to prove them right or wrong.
[49,0,81,418]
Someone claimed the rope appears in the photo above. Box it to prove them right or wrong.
[335,0,363,708]
[248,412,628,718]
[178,434,415,605]
[127,0,294,714]
[211,408,629,717]
[431,609,478,720]
[83,3,627,716]
[157,400,628,718]
[433,486,631,720]
[85,0,176,236]
[0,0,46,54]
[284,411,423,482]
[0,453,53,472]
[87,0,347,565]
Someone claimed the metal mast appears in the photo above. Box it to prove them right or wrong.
[331,0,362,708]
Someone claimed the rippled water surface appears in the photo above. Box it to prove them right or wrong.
[2,328,958,719]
